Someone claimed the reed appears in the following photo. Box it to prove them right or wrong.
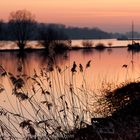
[0,59,97,139]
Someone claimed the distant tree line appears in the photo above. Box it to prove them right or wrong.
[0,10,114,42]
[0,10,71,52]
[0,9,135,52]
[1,10,139,42]
[3,20,137,41]
[0,22,113,41]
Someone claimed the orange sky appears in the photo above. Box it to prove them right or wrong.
[0,0,140,32]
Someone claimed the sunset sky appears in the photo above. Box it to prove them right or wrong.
[0,0,140,32]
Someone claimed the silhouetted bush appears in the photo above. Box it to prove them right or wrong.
[82,40,93,48]
[95,43,106,51]
[105,81,140,112]
[98,81,140,140]
[108,42,113,47]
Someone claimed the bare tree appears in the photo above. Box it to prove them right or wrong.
[39,24,71,53]
[39,24,58,49]
[8,10,36,51]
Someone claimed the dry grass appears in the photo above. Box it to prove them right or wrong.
[1,59,140,139]
[0,60,99,139]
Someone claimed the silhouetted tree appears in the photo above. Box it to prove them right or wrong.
[39,24,58,49]
[0,20,4,40]
[8,10,36,51]
[39,24,71,53]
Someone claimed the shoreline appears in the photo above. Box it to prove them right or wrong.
[0,46,127,53]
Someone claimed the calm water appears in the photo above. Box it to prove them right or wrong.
[0,46,140,103]
[1,47,140,90]
[1,43,140,135]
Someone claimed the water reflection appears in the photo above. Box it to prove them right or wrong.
[1,48,140,136]
[1,48,140,89]
[107,48,113,55]
[0,50,69,75]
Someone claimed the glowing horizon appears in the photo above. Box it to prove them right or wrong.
[0,0,140,32]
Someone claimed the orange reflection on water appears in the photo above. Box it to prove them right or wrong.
[0,48,140,91]
[0,47,140,133]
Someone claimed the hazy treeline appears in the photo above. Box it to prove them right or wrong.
[0,21,114,40]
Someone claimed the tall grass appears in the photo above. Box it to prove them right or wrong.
[0,59,98,139]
